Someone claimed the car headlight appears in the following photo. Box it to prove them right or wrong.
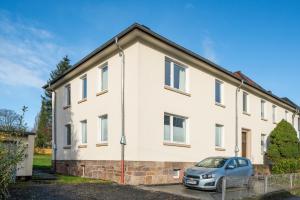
[202,173,216,179]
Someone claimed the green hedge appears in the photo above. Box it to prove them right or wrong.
[272,159,300,174]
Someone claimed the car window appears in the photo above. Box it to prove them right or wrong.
[195,158,228,168]
[227,159,238,168]
[237,158,248,167]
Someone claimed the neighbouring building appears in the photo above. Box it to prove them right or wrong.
[44,23,300,185]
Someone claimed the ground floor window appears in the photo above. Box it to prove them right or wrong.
[261,134,266,154]
[164,113,187,144]
[98,115,108,143]
[215,124,224,148]
[81,120,87,144]
[65,124,71,146]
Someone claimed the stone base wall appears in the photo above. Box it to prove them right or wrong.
[253,164,271,176]
[54,160,195,185]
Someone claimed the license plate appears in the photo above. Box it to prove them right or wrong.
[186,179,197,185]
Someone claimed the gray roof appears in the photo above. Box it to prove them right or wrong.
[44,23,300,111]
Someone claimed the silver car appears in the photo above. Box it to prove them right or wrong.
[183,157,253,192]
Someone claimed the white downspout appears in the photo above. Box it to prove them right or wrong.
[235,80,244,157]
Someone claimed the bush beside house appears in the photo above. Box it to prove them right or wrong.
[267,120,300,174]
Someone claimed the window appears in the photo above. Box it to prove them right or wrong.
[215,124,224,148]
[65,124,71,146]
[215,80,223,104]
[227,159,238,168]
[81,75,87,99]
[165,59,187,92]
[261,134,266,154]
[100,65,108,91]
[261,100,266,119]
[64,84,71,106]
[164,114,187,144]
[99,115,108,143]
[81,120,87,144]
[237,158,248,167]
[272,105,276,123]
[285,110,288,121]
[243,92,249,113]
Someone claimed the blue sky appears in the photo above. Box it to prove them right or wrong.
[0,0,300,129]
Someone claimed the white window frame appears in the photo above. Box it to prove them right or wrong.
[80,74,87,100]
[98,114,108,143]
[243,92,249,113]
[80,120,87,144]
[164,58,188,93]
[97,63,108,93]
[272,105,277,123]
[164,113,188,145]
[215,124,224,148]
[215,79,224,105]
[65,123,71,146]
[64,84,71,107]
[261,134,267,154]
[261,100,266,120]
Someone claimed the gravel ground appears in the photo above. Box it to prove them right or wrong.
[8,182,194,200]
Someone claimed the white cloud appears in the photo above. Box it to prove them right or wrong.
[202,36,218,63]
[0,11,66,88]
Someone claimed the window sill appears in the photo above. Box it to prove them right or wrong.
[63,105,71,110]
[78,145,87,148]
[63,146,71,149]
[163,142,191,148]
[96,90,108,96]
[243,112,251,116]
[96,143,108,147]
[215,147,226,151]
[261,118,268,122]
[164,85,191,97]
[215,102,226,108]
[78,98,87,104]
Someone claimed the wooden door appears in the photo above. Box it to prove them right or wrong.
[242,131,247,158]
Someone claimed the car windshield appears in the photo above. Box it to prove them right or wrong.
[195,158,228,168]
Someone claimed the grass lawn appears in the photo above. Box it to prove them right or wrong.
[33,154,52,170]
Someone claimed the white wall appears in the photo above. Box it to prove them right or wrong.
[54,38,299,165]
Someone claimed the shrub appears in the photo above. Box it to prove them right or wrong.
[271,159,300,174]
[267,120,300,163]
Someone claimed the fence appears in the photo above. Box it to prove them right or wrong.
[216,173,300,200]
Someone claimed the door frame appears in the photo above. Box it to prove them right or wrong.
[241,128,252,159]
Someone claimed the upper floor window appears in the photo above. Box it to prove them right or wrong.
[215,124,224,148]
[81,75,87,100]
[65,124,71,146]
[99,64,108,92]
[164,113,187,144]
[243,92,249,113]
[285,110,288,121]
[261,100,266,119]
[98,115,108,143]
[215,80,224,105]
[64,84,71,107]
[272,105,277,123]
[165,59,187,92]
[81,120,87,144]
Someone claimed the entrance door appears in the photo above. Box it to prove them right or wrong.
[241,131,247,158]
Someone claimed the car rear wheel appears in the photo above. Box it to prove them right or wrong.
[216,177,223,193]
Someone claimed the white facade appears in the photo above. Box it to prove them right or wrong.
[50,25,300,165]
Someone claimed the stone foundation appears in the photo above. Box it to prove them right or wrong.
[54,160,195,185]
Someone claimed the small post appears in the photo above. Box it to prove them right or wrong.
[264,175,268,193]
[290,174,293,189]
[222,177,226,200]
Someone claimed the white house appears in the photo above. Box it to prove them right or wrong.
[44,23,300,185]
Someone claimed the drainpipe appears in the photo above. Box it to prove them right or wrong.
[50,86,57,173]
[235,80,244,157]
[115,37,126,184]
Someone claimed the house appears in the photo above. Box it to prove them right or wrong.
[44,23,300,185]
[0,131,35,178]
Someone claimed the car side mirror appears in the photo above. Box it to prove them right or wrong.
[226,165,235,170]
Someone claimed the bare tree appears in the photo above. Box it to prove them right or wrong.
[0,106,28,199]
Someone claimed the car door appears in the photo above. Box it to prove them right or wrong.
[225,159,239,187]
